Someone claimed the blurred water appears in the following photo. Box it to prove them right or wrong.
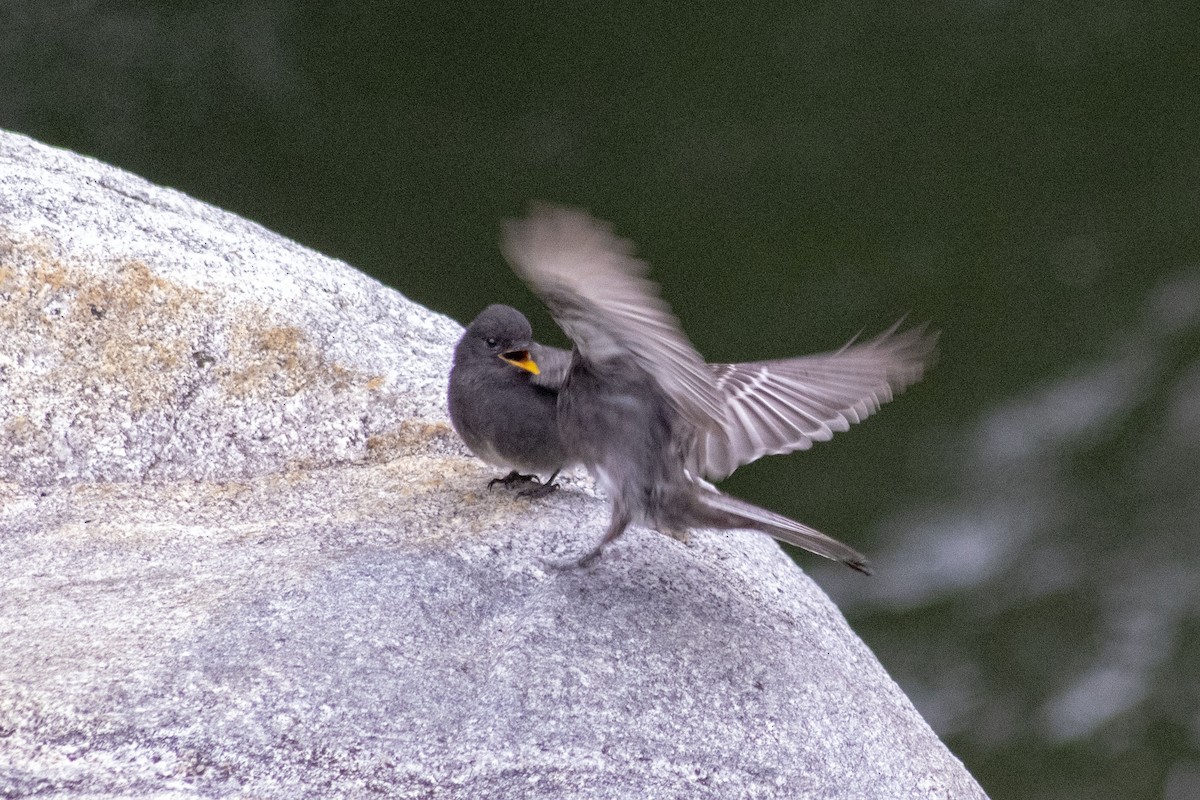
[824,270,1200,797]
[3,2,1198,797]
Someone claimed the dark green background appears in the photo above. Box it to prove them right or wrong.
[5,2,1199,797]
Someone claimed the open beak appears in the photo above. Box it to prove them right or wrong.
[500,349,540,375]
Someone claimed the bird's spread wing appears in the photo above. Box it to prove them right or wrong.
[698,321,939,480]
[502,204,726,432]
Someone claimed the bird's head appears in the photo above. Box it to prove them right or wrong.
[458,303,541,375]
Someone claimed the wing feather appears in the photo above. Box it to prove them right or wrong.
[701,323,938,479]
[530,343,572,389]
[502,204,726,433]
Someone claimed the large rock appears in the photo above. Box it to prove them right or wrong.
[0,129,988,799]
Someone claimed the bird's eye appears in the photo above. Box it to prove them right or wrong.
[485,337,498,348]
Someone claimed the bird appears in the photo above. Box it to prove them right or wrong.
[448,303,571,498]
[498,203,937,573]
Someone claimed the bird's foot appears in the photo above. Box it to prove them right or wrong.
[542,544,605,572]
[488,470,541,491]
[517,480,559,499]
[575,547,604,568]
[543,510,624,571]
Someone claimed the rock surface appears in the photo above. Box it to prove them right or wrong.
[0,129,988,799]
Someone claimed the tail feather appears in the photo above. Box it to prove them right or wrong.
[697,490,873,575]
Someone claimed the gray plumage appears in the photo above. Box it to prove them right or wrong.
[500,204,938,573]
[448,304,568,494]
[451,306,933,491]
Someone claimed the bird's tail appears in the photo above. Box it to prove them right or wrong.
[696,489,873,575]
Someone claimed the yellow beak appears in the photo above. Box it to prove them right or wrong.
[500,349,540,375]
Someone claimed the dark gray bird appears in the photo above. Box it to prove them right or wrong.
[448,304,569,498]
[499,204,937,573]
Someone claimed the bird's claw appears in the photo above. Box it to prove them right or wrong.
[517,480,559,499]
[488,470,541,491]
[540,546,604,572]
